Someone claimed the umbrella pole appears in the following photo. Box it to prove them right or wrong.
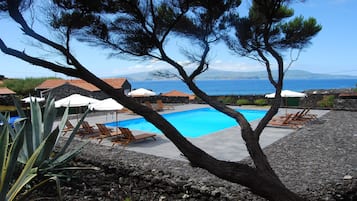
[116,111,119,132]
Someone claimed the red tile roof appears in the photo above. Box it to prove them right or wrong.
[162,90,195,100]
[339,93,357,98]
[36,78,128,92]
[0,87,16,95]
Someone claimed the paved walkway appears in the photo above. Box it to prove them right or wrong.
[67,104,329,162]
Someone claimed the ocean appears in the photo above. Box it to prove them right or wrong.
[131,79,357,95]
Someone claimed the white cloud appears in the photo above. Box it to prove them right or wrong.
[110,58,268,76]
[210,59,265,72]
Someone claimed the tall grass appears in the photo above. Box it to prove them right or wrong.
[0,77,60,96]
[0,105,16,112]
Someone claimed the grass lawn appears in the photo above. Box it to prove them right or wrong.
[0,105,17,112]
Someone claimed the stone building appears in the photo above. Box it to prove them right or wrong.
[35,78,131,100]
[0,87,16,105]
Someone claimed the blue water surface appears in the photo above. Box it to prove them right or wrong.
[106,108,267,138]
[0,116,20,126]
[131,79,357,95]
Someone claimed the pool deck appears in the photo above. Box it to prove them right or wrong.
[67,104,330,162]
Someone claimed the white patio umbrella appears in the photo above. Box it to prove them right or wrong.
[265,90,307,115]
[55,94,99,108]
[88,98,124,131]
[128,88,156,97]
[88,98,124,111]
[21,96,45,103]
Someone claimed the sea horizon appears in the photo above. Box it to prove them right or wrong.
[130,79,357,95]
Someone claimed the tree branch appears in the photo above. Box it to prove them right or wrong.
[0,39,78,77]
[188,41,210,80]
[6,0,86,71]
[284,48,302,73]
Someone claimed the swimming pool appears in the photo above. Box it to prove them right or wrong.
[106,108,267,138]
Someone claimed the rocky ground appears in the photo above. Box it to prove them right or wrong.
[303,88,356,94]
[26,110,356,201]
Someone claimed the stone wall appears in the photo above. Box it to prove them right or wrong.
[299,94,333,109]
[133,96,190,104]
[190,93,356,111]
[0,95,14,106]
[334,99,357,111]
[191,95,267,105]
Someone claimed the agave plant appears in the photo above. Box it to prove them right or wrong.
[12,96,90,172]
[0,96,98,200]
[0,113,44,201]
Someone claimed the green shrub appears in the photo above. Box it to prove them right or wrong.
[317,95,335,108]
[218,96,235,104]
[0,77,59,96]
[254,99,268,106]
[236,99,251,106]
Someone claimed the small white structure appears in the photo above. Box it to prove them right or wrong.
[128,88,156,97]
[265,90,307,98]
[55,94,99,108]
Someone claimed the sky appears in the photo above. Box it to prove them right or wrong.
[0,0,356,79]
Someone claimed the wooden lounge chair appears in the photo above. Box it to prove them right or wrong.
[78,121,100,138]
[62,120,75,135]
[268,113,304,128]
[299,109,317,120]
[144,101,161,111]
[112,127,156,146]
[94,123,123,143]
[285,109,316,122]
[144,101,166,112]
[63,120,88,135]
[120,107,135,114]
[156,100,174,110]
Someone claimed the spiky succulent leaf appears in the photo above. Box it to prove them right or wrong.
[30,99,43,147]
[36,127,60,166]
[42,97,57,139]
[55,109,89,160]
[0,120,25,201]
[0,120,9,196]
[7,138,47,201]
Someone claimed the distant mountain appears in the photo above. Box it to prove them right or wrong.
[117,69,357,81]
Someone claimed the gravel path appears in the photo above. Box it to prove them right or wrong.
[61,110,356,200]
[263,110,357,200]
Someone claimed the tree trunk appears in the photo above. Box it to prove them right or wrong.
[72,73,306,201]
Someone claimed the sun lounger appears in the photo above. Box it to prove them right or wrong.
[156,100,174,110]
[299,109,317,119]
[62,120,86,135]
[143,101,162,111]
[267,113,305,129]
[283,109,317,122]
[144,101,168,112]
[62,120,75,135]
[111,127,156,146]
[94,123,123,143]
[78,121,100,138]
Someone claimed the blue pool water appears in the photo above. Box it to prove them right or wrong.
[106,108,267,138]
[0,116,20,127]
